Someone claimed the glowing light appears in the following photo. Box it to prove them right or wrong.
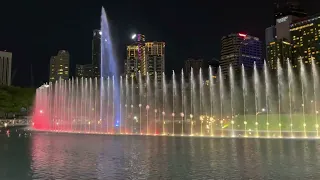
[131,34,136,39]
[238,33,247,37]
[39,110,43,114]
[134,116,137,120]
[4,123,7,127]
[262,108,266,112]
[99,31,102,35]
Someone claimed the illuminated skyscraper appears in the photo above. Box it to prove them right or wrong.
[0,51,12,86]
[49,50,70,82]
[266,40,292,70]
[75,64,93,78]
[125,34,145,78]
[144,42,165,82]
[290,14,320,65]
[220,33,262,75]
[125,34,165,82]
[266,0,307,69]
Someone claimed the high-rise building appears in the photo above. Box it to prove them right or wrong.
[125,34,145,78]
[265,26,276,45]
[144,42,165,82]
[0,51,12,86]
[274,0,307,42]
[274,0,307,20]
[220,33,262,75]
[185,58,204,76]
[75,64,94,78]
[92,29,101,77]
[290,14,320,65]
[266,1,307,69]
[49,50,70,82]
[125,34,165,82]
[266,40,292,70]
[125,45,141,78]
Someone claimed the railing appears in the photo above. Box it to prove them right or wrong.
[0,119,30,127]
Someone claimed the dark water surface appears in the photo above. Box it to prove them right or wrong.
[1,129,320,180]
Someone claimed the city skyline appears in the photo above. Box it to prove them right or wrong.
[0,1,319,87]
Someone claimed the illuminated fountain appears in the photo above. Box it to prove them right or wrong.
[31,9,320,139]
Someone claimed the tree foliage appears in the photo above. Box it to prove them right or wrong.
[0,86,35,116]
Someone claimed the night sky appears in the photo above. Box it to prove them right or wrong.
[0,0,318,87]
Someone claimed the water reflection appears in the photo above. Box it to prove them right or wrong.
[1,131,320,179]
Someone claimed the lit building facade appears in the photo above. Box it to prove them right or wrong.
[125,45,141,78]
[0,51,12,86]
[220,33,262,75]
[125,34,165,82]
[75,64,94,78]
[265,1,307,69]
[125,34,145,78]
[290,14,320,65]
[266,40,292,69]
[49,50,70,82]
[145,42,165,82]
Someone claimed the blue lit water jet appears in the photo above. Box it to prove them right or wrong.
[100,7,120,128]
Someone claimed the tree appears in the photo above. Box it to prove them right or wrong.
[0,86,35,118]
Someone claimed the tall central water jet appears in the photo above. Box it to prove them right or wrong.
[100,8,120,129]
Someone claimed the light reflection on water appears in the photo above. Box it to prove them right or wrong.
[0,131,320,179]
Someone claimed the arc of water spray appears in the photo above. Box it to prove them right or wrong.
[229,64,235,137]
[277,59,283,137]
[287,59,294,137]
[209,66,214,136]
[299,57,307,137]
[172,70,176,135]
[241,65,247,137]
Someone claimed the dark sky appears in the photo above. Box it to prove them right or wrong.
[0,0,318,87]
